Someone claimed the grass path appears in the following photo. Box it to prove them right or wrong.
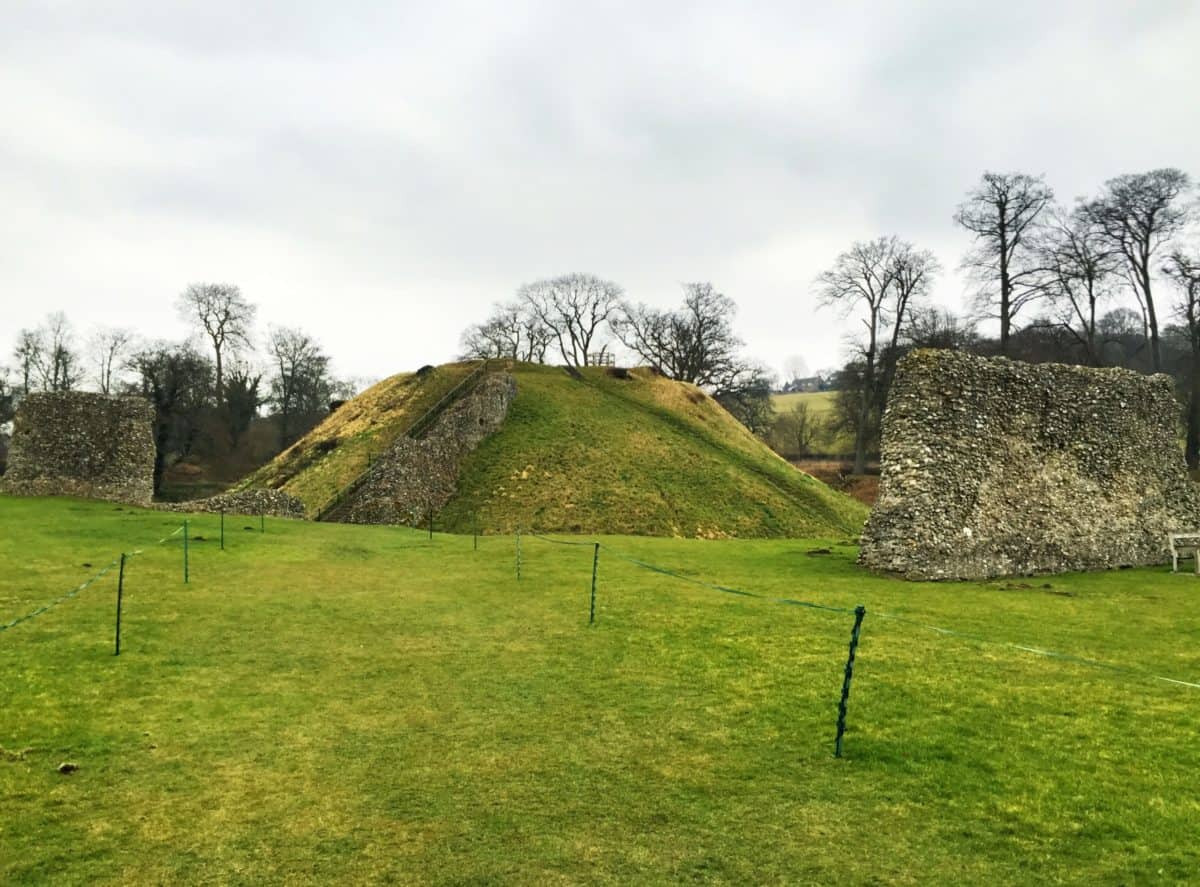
[2,497,1199,884]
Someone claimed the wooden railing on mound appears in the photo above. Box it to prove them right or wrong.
[314,360,492,523]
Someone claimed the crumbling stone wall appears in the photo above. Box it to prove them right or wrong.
[0,392,155,506]
[859,350,1200,579]
[157,489,307,518]
[344,373,517,524]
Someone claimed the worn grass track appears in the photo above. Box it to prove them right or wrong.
[2,496,1198,884]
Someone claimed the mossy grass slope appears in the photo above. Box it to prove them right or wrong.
[3,496,1199,884]
[445,363,865,536]
[248,361,866,537]
[237,362,478,516]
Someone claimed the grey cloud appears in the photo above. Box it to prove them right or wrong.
[2,1,1197,383]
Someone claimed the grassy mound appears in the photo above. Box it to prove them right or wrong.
[247,361,867,537]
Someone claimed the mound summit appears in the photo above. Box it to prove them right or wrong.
[240,361,866,538]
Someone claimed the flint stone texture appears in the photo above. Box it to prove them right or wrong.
[343,372,517,524]
[157,489,306,519]
[859,350,1200,580]
[1,392,155,506]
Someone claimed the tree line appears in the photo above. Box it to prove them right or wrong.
[818,167,1199,473]
[454,167,1197,476]
[458,273,775,432]
[3,166,1195,491]
[1,284,354,494]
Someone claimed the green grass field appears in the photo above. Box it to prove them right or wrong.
[3,496,1199,884]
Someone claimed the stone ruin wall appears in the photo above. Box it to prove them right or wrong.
[344,372,518,524]
[0,391,156,506]
[859,350,1200,580]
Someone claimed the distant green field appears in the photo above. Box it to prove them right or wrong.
[770,390,856,456]
[770,390,837,414]
[3,496,1199,883]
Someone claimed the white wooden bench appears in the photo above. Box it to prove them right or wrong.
[1169,533,1200,574]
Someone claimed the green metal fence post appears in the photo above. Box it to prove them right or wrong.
[183,520,189,584]
[835,605,867,758]
[516,527,522,580]
[428,510,434,541]
[114,553,126,656]
[589,543,600,624]
[220,509,225,551]
[473,514,478,552]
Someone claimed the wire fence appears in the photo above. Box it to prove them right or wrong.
[0,521,186,636]
[520,527,1200,694]
[6,510,1197,758]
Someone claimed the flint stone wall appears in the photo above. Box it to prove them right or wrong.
[157,489,307,519]
[0,392,155,506]
[344,373,517,524]
[859,350,1200,579]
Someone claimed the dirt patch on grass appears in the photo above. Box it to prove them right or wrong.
[792,459,879,506]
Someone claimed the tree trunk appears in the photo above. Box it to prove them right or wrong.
[1143,270,1161,372]
[152,419,169,495]
[998,217,1012,355]
[1086,289,1098,366]
[214,347,224,407]
[1190,352,1200,470]
[854,355,874,475]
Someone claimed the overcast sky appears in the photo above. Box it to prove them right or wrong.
[3,1,1198,386]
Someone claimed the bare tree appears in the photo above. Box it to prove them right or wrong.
[90,327,136,394]
[882,243,941,389]
[772,401,821,458]
[817,236,937,473]
[30,312,80,392]
[904,307,980,351]
[1038,205,1119,365]
[713,363,776,435]
[1082,169,1192,372]
[613,283,744,386]
[177,283,256,404]
[0,366,14,429]
[128,342,214,494]
[12,328,44,395]
[460,301,552,362]
[954,172,1054,354]
[1165,249,1200,466]
[266,326,334,449]
[519,273,623,366]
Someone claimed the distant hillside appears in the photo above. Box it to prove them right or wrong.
[242,362,867,538]
[770,390,855,456]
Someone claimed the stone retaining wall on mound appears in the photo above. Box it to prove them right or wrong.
[157,489,307,518]
[859,350,1200,579]
[343,373,518,524]
[0,392,155,505]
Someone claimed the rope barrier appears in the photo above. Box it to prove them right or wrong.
[553,538,1200,693]
[872,609,1200,691]
[604,548,858,614]
[526,532,598,548]
[0,521,186,637]
[154,524,186,545]
[0,558,120,634]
